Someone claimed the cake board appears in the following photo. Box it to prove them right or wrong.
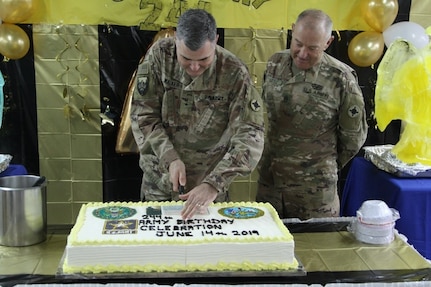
[55,251,306,279]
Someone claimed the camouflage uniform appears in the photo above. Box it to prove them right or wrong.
[130,37,265,202]
[257,50,367,219]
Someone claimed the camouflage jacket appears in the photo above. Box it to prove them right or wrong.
[259,50,368,188]
[130,37,264,193]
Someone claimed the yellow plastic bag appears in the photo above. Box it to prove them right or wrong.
[375,39,431,165]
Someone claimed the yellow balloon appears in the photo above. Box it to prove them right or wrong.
[0,23,30,59]
[361,0,399,32]
[348,31,385,67]
[0,0,39,23]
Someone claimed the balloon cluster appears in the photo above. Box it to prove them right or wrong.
[0,0,38,60]
[348,0,430,67]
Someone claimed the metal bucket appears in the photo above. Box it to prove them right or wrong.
[0,175,47,246]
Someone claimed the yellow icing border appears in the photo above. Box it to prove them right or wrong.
[63,257,299,274]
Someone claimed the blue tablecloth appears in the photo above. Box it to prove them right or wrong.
[0,164,28,177]
[341,157,431,260]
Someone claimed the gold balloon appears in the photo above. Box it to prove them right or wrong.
[0,23,30,59]
[150,27,176,46]
[361,0,399,32]
[0,0,39,23]
[348,31,385,67]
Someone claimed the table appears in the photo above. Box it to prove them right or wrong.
[0,164,28,177]
[1,221,430,286]
[341,157,431,260]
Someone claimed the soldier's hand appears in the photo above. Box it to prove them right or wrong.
[180,183,218,219]
[168,159,186,192]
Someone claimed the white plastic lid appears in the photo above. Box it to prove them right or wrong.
[356,200,399,225]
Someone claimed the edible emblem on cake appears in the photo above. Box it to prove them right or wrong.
[218,206,264,219]
[92,206,137,219]
[103,220,138,234]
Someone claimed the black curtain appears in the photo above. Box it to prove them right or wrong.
[0,24,39,175]
[98,26,156,202]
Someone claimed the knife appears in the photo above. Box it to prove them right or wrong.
[179,185,185,195]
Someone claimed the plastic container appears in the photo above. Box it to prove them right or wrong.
[0,175,47,246]
[348,200,400,245]
[356,200,396,224]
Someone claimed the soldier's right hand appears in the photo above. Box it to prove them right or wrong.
[168,159,186,193]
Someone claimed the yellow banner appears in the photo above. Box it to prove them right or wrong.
[410,0,431,28]
[26,0,371,31]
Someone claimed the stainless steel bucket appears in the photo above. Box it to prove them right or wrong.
[0,175,47,246]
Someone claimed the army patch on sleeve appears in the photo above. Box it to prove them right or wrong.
[137,76,149,96]
[348,105,360,118]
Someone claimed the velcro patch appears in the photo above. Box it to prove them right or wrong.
[137,76,149,96]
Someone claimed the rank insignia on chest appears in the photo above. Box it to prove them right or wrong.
[348,105,360,118]
[137,76,149,95]
[250,99,261,111]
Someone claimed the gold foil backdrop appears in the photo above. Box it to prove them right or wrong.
[33,24,102,224]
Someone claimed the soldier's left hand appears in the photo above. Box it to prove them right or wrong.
[180,183,218,219]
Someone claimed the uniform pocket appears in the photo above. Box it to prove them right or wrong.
[192,93,230,137]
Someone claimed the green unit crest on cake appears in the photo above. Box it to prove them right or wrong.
[93,206,137,220]
[218,206,264,219]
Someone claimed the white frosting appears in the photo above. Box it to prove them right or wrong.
[63,201,296,273]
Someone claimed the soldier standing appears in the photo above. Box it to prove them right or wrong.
[131,9,264,219]
[257,9,367,219]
